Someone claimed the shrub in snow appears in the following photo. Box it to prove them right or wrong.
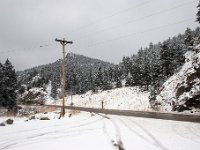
[18,106,38,116]
[40,117,50,120]
[0,122,6,126]
[29,115,36,120]
[6,119,14,124]
[17,88,47,105]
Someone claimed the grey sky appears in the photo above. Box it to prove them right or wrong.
[0,0,198,71]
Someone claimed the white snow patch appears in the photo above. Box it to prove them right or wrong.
[0,112,200,150]
[47,87,151,111]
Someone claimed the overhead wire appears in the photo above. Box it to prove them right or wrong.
[75,0,197,41]
[1,17,194,55]
[79,18,195,48]
[68,0,156,35]
[0,43,57,54]
[0,0,197,54]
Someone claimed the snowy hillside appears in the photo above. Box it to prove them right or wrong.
[155,45,200,113]
[47,87,151,111]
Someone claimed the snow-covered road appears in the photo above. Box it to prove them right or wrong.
[0,112,200,150]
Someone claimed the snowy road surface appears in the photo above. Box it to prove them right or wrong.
[0,112,200,150]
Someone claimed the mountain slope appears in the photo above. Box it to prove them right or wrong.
[18,52,113,83]
[155,44,200,113]
[17,52,114,88]
[16,53,115,104]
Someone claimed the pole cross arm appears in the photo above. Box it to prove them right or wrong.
[55,38,73,46]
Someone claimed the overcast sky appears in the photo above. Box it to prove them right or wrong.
[0,0,199,71]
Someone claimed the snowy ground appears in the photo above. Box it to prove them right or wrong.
[47,87,151,111]
[0,112,200,150]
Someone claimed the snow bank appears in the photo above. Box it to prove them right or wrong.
[47,87,151,111]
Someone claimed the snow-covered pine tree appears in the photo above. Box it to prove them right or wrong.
[18,85,25,96]
[88,69,96,92]
[102,69,112,90]
[148,43,161,87]
[134,48,144,86]
[51,76,58,99]
[113,65,122,88]
[160,41,172,78]
[122,56,132,78]
[196,0,200,23]
[193,27,200,46]
[0,62,3,106]
[108,67,114,83]
[1,59,17,109]
[95,67,104,90]
[126,55,141,86]
[78,72,88,94]
[184,28,194,48]
[68,66,78,94]
[170,38,185,71]
[141,48,151,90]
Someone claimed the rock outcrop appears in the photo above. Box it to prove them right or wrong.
[155,45,200,113]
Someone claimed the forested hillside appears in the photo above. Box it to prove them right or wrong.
[17,27,200,106]
[17,53,114,98]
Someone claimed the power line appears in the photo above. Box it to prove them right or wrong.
[68,0,156,35]
[80,18,194,48]
[1,18,195,55]
[0,1,196,55]
[0,43,56,54]
[75,0,196,41]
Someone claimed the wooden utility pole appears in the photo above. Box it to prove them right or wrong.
[55,38,73,117]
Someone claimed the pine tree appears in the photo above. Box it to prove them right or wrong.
[0,63,3,106]
[95,67,104,90]
[196,1,200,24]
[113,65,122,88]
[0,59,17,109]
[116,78,122,88]
[18,85,25,96]
[88,69,96,92]
[184,28,194,47]
[141,48,151,90]
[68,66,78,94]
[51,77,58,99]
[102,70,112,90]
[160,41,172,78]
[122,56,132,78]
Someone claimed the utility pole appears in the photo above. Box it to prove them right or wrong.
[55,38,73,117]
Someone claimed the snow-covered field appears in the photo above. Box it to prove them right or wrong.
[0,112,200,150]
[47,87,151,111]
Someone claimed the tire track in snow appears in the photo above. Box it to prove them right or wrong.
[100,114,125,150]
[173,123,200,143]
[0,114,93,137]
[0,116,103,150]
[118,117,169,150]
